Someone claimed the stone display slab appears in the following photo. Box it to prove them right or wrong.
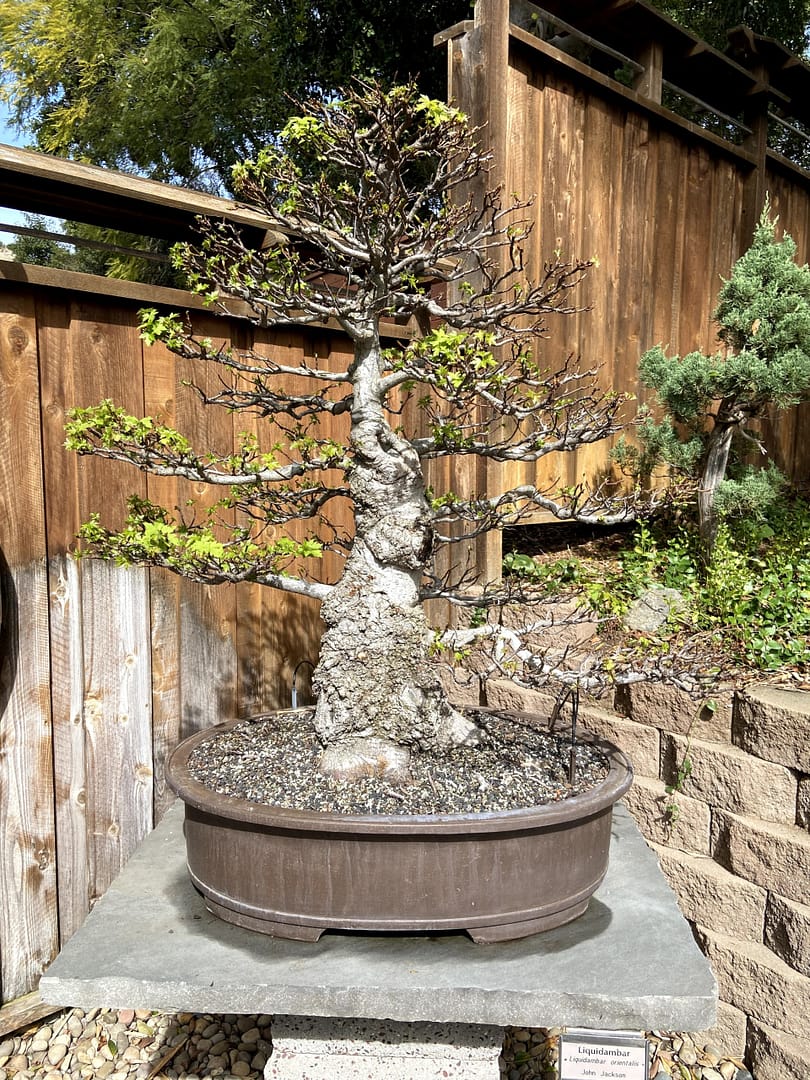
[40,801,717,1032]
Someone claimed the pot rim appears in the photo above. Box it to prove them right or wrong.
[166,707,633,835]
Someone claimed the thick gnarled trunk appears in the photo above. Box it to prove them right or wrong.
[311,330,476,780]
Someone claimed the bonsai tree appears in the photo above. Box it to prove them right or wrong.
[66,82,628,783]
[620,206,810,559]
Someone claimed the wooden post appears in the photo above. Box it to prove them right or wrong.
[634,40,664,103]
[732,28,771,247]
[446,0,514,589]
[741,87,769,247]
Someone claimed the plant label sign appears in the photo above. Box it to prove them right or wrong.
[558,1031,649,1080]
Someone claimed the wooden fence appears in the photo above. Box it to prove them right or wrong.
[0,263,407,1005]
[3,0,810,1009]
[438,0,810,580]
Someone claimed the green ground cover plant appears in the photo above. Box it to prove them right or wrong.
[505,494,810,673]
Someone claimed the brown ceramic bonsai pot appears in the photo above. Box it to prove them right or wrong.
[166,712,633,943]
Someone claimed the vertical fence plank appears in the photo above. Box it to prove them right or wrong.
[578,90,624,486]
[70,300,154,901]
[227,321,268,719]
[174,312,238,735]
[141,333,183,820]
[679,145,716,352]
[80,561,153,899]
[616,110,653,397]
[537,69,588,495]
[234,324,345,714]
[759,169,810,482]
[148,570,181,818]
[37,293,92,944]
[0,289,58,1001]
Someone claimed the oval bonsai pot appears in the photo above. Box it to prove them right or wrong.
[166,711,633,943]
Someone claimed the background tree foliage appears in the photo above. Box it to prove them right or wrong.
[0,0,469,192]
[660,0,810,54]
[2,1,808,194]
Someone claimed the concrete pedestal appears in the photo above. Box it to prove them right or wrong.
[40,801,716,1079]
[267,1017,503,1079]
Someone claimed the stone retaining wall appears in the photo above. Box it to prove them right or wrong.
[482,678,810,1080]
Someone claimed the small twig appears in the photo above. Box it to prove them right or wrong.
[146,1034,189,1079]
[382,786,407,802]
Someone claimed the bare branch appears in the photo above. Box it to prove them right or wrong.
[140,552,334,601]
[74,441,341,487]
[440,620,730,698]
[180,335,353,384]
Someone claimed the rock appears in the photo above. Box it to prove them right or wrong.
[797,776,810,829]
[615,683,733,742]
[692,1004,748,1062]
[696,925,810,1042]
[46,1042,67,1066]
[711,809,810,906]
[652,843,766,942]
[622,774,711,854]
[623,586,685,632]
[747,1017,809,1080]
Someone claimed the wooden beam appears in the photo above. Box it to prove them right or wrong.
[0,144,285,247]
[509,26,759,168]
[433,20,473,47]
[0,261,418,340]
[0,990,62,1039]
[0,219,167,263]
[741,57,770,247]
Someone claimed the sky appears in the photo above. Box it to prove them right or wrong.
[0,99,24,147]
[0,100,46,244]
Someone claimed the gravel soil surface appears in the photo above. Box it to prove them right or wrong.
[187,709,610,816]
[0,1009,752,1079]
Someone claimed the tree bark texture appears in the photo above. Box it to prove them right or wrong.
[311,331,476,779]
[697,419,735,558]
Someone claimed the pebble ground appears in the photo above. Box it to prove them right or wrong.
[0,1009,752,1079]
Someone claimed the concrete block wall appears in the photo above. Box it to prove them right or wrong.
[484,678,810,1080]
